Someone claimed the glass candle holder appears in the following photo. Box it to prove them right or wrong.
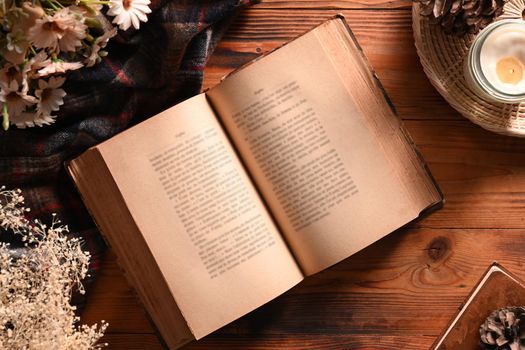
[464,19,525,103]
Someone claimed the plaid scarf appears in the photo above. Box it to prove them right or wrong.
[0,0,257,309]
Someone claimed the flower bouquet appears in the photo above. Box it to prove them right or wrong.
[0,0,151,129]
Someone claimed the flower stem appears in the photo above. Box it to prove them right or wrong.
[80,0,111,4]
[45,0,59,10]
[2,104,9,131]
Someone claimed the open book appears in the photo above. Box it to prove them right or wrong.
[432,263,525,349]
[68,16,443,349]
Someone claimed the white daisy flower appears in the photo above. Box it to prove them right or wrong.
[11,111,56,128]
[108,0,151,31]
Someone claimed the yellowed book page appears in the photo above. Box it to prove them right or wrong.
[319,19,442,211]
[97,94,303,339]
[207,21,419,276]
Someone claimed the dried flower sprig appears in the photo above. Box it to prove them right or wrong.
[0,186,108,349]
[0,0,150,129]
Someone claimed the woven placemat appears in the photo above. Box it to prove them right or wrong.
[412,0,525,137]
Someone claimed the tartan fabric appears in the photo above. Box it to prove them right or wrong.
[0,0,258,310]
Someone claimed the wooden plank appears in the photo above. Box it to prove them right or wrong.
[101,334,163,350]
[226,9,414,40]
[405,120,525,229]
[204,9,458,121]
[253,0,412,10]
[186,335,435,349]
[89,225,525,348]
[199,227,525,338]
[81,251,154,334]
[101,334,433,350]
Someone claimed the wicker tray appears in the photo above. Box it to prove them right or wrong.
[412,0,525,136]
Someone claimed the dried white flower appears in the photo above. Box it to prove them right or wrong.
[108,0,151,31]
[0,186,108,349]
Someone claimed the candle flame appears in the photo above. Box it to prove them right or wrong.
[496,57,524,85]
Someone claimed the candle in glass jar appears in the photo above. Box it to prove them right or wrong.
[465,19,525,103]
[480,23,525,93]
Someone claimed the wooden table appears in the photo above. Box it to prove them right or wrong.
[80,1,525,349]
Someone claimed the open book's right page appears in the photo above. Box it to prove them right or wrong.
[207,17,442,275]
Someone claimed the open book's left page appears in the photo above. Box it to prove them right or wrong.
[73,94,303,340]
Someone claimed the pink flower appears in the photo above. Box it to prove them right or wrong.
[28,8,87,52]
[35,77,66,117]
[37,61,83,77]
[27,51,51,74]
[29,17,63,51]
[18,3,45,33]
[3,4,44,64]
[0,63,29,92]
[56,8,88,52]
[0,81,37,118]
[84,28,117,67]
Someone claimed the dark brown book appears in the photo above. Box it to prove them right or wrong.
[67,17,443,349]
[433,263,525,349]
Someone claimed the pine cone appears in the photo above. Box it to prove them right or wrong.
[416,0,507,36]
[480,307,525,350]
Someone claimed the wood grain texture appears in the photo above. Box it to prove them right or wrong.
[255,0,411,9]
[84,227,525,348]
[80,1,525,349]
[406,120,525,229]
[204,9,461,121]
[103,334,435,350]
